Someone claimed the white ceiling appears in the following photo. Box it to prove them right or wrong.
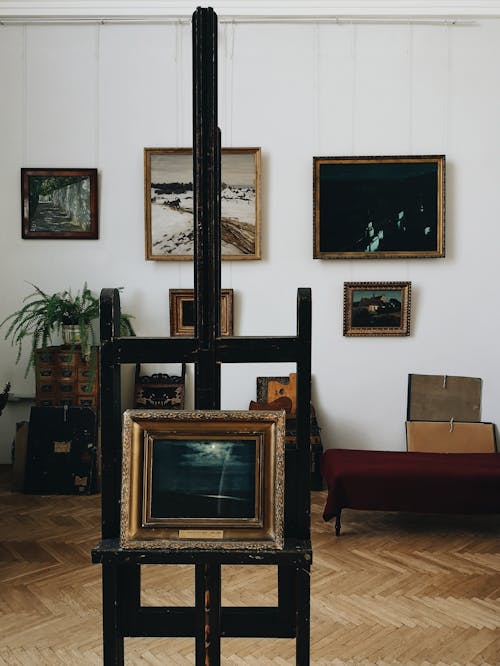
[1,1,500,21]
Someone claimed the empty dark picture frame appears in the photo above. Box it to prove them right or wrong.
[120,409,285,550]
[169,288,234,336]
[144,147,261,261]
[21,168,98,239]
[344,281,411,336]
[313,155,445,259]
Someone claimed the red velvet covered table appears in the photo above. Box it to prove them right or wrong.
[321,448,500,535]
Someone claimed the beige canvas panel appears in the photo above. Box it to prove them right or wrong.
[407,374,482,422]
[406,420,496,453]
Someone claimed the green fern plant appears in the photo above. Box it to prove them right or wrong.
[1,283,135,377]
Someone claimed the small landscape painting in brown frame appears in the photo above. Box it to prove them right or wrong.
[343,281,411,336]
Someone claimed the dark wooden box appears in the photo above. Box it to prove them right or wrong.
[134,364,186,409]
[24,406,98,495]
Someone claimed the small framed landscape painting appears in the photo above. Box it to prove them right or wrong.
[343,281,411,336]
[120,409,285,550]
[169,288,234,337]
[313,155,445,259]
[21,168,98,239]
[145,147,261,261]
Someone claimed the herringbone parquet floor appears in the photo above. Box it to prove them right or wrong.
[1,465,499,665]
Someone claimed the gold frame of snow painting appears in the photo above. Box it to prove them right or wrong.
[144,147,261,261]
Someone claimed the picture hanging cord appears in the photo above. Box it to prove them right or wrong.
[312,23,320,155]
[445,21,452,152]
[22,24,27,165]
[175,21,184,147]
[222,20,235,290]
[95,23,101,169]
[408,22,413,155]
[351,23,357,156]
[223,20,235,148]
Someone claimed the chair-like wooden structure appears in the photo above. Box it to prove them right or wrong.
[92,8,312,664]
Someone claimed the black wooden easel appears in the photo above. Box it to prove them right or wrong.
[92,8,312,665]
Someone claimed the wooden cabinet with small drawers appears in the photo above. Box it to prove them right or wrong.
[35,345,99,410]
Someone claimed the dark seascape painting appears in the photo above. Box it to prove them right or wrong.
[150,438,257,519]
[314,156,445,258]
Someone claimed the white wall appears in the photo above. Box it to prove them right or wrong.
[1,15,500,463]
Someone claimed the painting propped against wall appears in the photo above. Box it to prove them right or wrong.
[313,155,445,259]
[21,168,98,239]
[144,147,261,260]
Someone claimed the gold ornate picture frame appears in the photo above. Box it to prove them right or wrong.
[145,147,261,260]
[343,281,411,336]
[120,410,285,550]
[313,155,445,259]
[169,288,233,337]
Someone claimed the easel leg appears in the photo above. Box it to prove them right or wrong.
[278,565,295,635]
[102,563,125,665]
[195,562,221,666]
[335,510,342,536]
[295,562,311,666]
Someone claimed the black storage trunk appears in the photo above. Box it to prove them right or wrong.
[24,406,98,494]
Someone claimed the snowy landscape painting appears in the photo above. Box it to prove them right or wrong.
[145,147,261,260]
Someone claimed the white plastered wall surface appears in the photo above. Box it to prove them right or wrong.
[0,0,499,463]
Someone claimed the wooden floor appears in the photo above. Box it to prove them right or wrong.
[1,465,499,665]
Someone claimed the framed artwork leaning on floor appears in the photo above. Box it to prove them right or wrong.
[313,155,445,259]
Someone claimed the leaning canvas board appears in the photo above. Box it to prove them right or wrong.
[407,374,482,422]
[406,421,496,453]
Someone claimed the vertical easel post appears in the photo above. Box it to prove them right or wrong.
[193,6,221,411]
[99,288,122,539]
[296,288,312,539]
[195,563,222,665]
[192,8,222,665]
[100,288,126,664]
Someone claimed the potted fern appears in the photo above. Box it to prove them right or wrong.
[0,283,135,377]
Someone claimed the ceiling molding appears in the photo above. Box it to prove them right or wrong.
[1,1,500,21]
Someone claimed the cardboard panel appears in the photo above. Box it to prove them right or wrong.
[407,374,481,422]
[406,420,496,453]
